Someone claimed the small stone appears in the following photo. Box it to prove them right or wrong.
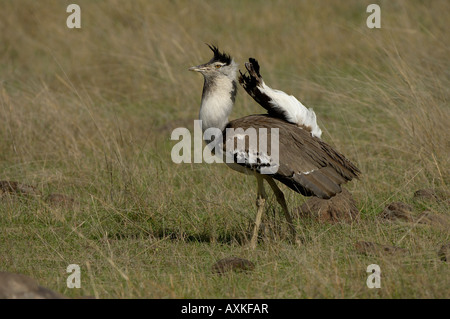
[379,202,414,222]
[46,193,76,208]
[416,211,449,228]
[296,188,359,223]
[0,181,41,196]
[0,272,66,299]
[438,243,450,262]
[413,188,448,202]
[355,241,409,256]
[212,257,255,274]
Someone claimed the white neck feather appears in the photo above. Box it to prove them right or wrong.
[199,76,235,133]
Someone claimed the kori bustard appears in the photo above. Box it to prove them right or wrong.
[189,45,360,248]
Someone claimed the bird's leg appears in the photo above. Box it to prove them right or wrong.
[250,174,267,249]
[265,178,300,245]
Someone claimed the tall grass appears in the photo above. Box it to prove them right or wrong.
[0,0,448,298]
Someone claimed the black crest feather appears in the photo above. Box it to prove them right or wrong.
[206,43,232,65]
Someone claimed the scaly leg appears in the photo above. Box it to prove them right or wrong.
[250,174,267,249]
[265,177,300,245]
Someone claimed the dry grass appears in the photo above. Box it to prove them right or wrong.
[0,0,449,298]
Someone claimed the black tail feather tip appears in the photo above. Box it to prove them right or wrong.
[248,58,261,76]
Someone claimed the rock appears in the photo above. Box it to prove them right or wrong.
[355,241,409,256]
[413,188,449,202]
[46,193,76,208]
[296,188,359,223]
[438,243,450,262]
[379,202,449,228]
[379,202,414,222]
[212,257,255,274]
[416,211,449,228]
[0,181,41,196]
[0,272,66,299]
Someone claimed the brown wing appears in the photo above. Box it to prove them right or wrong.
[223,115,360,199]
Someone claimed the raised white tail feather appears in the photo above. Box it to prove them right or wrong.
[259,82,322,138]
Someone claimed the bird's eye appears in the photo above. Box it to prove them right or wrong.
[215,64,222,69]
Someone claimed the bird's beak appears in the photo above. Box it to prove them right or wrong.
[189,63,207,72]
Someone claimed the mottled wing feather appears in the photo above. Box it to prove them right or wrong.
[224,115,360,199]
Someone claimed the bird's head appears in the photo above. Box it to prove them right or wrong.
[189,44,237,81]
